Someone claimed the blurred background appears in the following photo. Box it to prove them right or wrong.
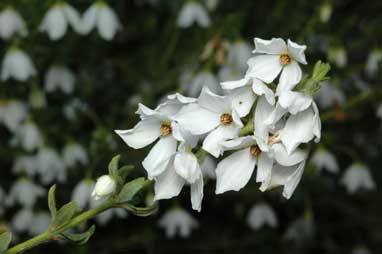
[0,0,381,253]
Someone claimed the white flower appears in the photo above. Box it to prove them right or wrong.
[39,2,82,40]
[319,2,332,23]
[174,87,243,157]
[247,203,278,230]
[177,1,210,28]
[6,178,45,208]
[226,40,253,74]
[314,81,345,109]
[365,49,382,78]
[158,207,198,238]
[63,98,88,121]
[29,212,50,235]
[92,175,117,200]
[246,38,307,93]
[0,100,28,131]
[187,71,221,97]
[0,7,28,40]
[44,66,75,94]
[1,47,36,82]
[116,93,196,179]
[11,208,33,233]
[341,163,376,194]
[72,179,95,209]
[12,156,38,177]
[12,121,43,151]
[81,1,122,41]
[377,104,382,119]
[36,147,66,184]
[311,148,339,173]
[328,47,347,68]
[63,142,89,167]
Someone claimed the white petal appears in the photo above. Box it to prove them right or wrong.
[80,4,98,34]
[174,103,220,135]
[252,78,275,105]
[63,4,82,33]
[221,77,251,90]
[287,39,307,64]
[154,159,186,200]
[271,144,306,166]
[254,96,275,151]
[215,148,256,193]
[97,5,121,40]
[278,90,312,114]
[40,6,67,40]
[229,86,255,117]
[203,125,239,158]
[254,38,287,55]
[256,152,273,183]
[115,118,161,149]
[198,87,231,113]
[174,152,201,184]
[142,137,177,179]
[277,61,302,93]
[221,136,255,151]
[190,176,204,212]
[246,55,283,83]
[193,3,210,27]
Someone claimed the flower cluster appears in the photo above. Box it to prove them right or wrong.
[116,38,325,211]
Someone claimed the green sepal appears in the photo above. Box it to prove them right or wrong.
[118,165,135,182]
[120,202,159,217]
[116,178,148,203]
[0,232,12,254]
[50,202,81,231]
[108,155,121,177]
[59,225,96,245]
[48,185,57,219]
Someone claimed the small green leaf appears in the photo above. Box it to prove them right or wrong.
[118,165,135,181]
[50,202,81,231]
[117,178,147,203]
[0,232,12,253]
[108,155,121,177]
[48,185,57,218]
[121,203,159,217]
[60,225,96,245]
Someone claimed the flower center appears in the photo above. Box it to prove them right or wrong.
[250,145,261,157]
[160,123,172,136]
[280,54,291,65]
[268,132,281,145]
[220,113,233,125]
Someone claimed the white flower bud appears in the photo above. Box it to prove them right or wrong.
[92,175,116,200]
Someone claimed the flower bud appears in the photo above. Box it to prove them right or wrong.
[91,175,116,200]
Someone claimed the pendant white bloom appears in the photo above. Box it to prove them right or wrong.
[311,148,339,173]
[72,179,95,209]
[12,156,38,177]
[39,2,82,40]
[341,163,376,194]
[44,66,75,94]
[365,49,382,78]
[174,87,243,157]
[186,71,222,97]
[1,47,36,82]
[81,1,122,41]
[36,147,67,184]
[246,38,307,93]
[328,47,347,68]
[247,203,278,230]
[0,7,28,40]
[6,178,45,208]
[12,121,43,151]
[63,142,89,167]
[11,208,33,233]
[29,212,51,235]
[226,40,253,74]
[92,175,117,200]
[0,100,28,131]
[177,1,211,28]
[158,207,199,238]
[314,81,345,109]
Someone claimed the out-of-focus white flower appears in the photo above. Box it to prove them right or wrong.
[63,98,88,121]
[0,7,28,40]
[11,208,33,233]
[319,1,332,23]
[45,66,75,94]
[205,0,219,11]
[1,47,36,82]
[81,1,122,41]
[341,163,376,194]
[365,49,382,78]
[29,212,50,235]
[0,100,28,131]
[201,154,216,179]
[328,47,347,68]
[246,38,307,94]
[12,121,43,151]
[227,40,252,74]
[352,246,371,254]
[175,88,243,157]
[311,148,339,173]
[284,212,315,242]
[314,81,345,109]
[36,147,66,184]
[90,198,127,225]
[377,104,382,119]
[39,2,82,40]
[92,175,116,200]
[247,203,278,230]
[63,142,89,167]
[12,156,38,177]
[217,65,241,82]
[186,71,221,97]
[158,207,198,238]
[177,1,210,28]
[6,178,45,208]
[72,179,95,209]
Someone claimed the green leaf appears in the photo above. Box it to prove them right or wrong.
[116,178,147,203]
[50,202,81,231]
[118,165,135,181]
[108,155,121,177]
[48,185,57,218]
[60,225,96,245]
[0,232,12,253]
[121,202,159,217]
